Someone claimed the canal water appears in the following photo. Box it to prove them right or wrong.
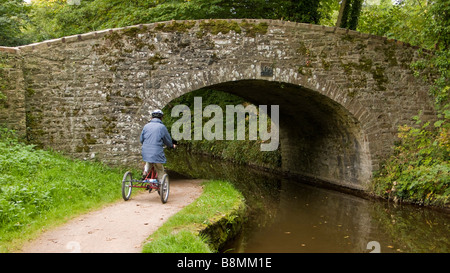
[166,149,450,253]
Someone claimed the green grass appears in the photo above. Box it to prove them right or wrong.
[142,180,245,253]
[0,128,125,252]
[0,128,246,253]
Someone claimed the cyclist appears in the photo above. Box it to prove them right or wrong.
[140,109,176,183]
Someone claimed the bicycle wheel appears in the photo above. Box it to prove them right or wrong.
[159,174,169,204]
[122,171,133,201]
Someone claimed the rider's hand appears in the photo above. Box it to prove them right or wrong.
[173,144,177,149]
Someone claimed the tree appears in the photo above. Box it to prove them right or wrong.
[358,0,449,50]
[281,0,322,24]
[361,0,450,206]
[347,0,362,30]
[336,0,363,30]
[335,0,347,27]
[0,0,30,46]
[427,0,450,50]
[22,0,329,44]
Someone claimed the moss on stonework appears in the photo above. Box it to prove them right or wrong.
[76,133,97,153]
[25,110,44,147]
[382,45,399,67]
[83,133,97,145]
[340,56,388,92]
[26,87,35,97]
[240,21,268,37]
[148,52,165,70]
[93,26,157,71]
[321,59,331,70]
[341,34,357,43]
[197,20,268,38]
[297,41,308,55]
[298,65,312,76]
[373,65,388,90]
[199,20,242,36]
[122,25,149,37]
[0,70,10,107]
[103,31,124,50]
[319,52,331,70]
[102,115,117,135]
[155,21,196,33]
[359,56,373,71]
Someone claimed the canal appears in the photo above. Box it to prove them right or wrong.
[166,149,450,253]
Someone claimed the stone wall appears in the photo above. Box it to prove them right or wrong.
[0,47,25,136]
[0,19,437,190]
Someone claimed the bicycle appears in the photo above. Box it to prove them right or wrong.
[121,165,169,203]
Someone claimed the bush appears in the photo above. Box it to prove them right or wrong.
[367,0,450,207]
[372,117,450,206]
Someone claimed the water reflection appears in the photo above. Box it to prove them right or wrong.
[243,180,450,253]
[166,148,450,253]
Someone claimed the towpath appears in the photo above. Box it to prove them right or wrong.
[20,178,203,253]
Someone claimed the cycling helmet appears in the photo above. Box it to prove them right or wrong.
[151,109,164,118]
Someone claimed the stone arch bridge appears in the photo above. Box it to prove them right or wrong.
[0,19,436,190]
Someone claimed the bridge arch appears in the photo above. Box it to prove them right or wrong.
[153,77,374,189]
[2,19,436,190]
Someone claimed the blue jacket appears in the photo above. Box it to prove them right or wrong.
[140,118,173,163]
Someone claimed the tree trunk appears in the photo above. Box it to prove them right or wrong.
[348,0,362,30]
[336,0,348,27]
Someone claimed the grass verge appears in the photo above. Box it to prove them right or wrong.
[0,128,125,252]
[142,180,246,253]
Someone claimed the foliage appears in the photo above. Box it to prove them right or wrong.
[372,118,450,206]
[0,0,30,46]
[142,180,245,253]
[20,0,332,45]
[338,0,363,30]
[279,0,321,24]
[318,0,340,26]
[361,0,450,207]
[162,89,281,168]
[426,0,450,51]
[358,0,450,50]
[0,127,124,252]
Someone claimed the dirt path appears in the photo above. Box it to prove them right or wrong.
[20,178,203,253]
